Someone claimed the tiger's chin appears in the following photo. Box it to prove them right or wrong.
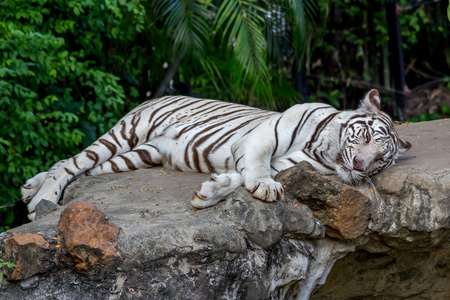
[335,164,365,185]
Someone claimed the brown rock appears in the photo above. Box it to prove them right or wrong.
[3,233,55,281]
[276,161,371,240]
[57,202,121,277]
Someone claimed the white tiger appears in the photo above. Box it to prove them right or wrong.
[22,89,411,220]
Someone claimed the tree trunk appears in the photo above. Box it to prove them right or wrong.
[385,0,408,121]
[154,50,185,98]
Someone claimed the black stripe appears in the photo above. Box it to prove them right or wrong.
[287,158,298,165]
[235,154,244,170]
[288,106,332,151]
[110,161,120,173]
[191,127,223,172]
[64,167,74,176]
[272,116,283,156]
[145,96,186,140]
[135,149,156,165]
[85,150,99,166]
[108,130,122,149]
[73,155,79,169]
[177,108,260,139]
[99,138,117,159]
[306,113,338,149]
[119,155,137,170]
[184,111,259,170]
[224,157,230,171]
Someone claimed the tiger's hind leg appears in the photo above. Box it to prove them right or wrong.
[25,109,156,219]
[26,142,162,219]
[84,143,162,176]
[191,172,242,208]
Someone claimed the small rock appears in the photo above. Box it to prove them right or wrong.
[35,199,59,220]
[57,202,121,279]
[19,275,40,290]
[3,233,55,281]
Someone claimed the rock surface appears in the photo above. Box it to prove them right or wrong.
[311,248,450,299]
[0,119,449,299]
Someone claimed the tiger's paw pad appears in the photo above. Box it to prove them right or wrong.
[245,179,284,202]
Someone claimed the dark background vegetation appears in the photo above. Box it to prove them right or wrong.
[1,0,449,231]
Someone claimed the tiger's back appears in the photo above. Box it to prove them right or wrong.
[143,96,277,174]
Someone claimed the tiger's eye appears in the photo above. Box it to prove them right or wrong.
[365,132,371,143]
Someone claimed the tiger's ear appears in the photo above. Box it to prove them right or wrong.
[398,138,412,154]
[359,89,381,112]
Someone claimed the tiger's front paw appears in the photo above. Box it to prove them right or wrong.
[245,178,284,202]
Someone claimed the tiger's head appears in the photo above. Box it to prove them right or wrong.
[335,89,411,183]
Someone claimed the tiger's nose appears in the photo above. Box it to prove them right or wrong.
[353,157,365,172]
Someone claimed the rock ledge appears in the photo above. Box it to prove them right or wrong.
[1,119,449,300]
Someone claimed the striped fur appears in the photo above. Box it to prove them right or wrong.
[22,89,411,220]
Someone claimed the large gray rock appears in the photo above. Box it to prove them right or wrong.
[0,168,334,300]
[0,119,449,299]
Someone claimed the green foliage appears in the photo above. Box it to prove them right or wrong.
[447,1,450,21]
[157,0,211,55]
[398,1,430,48]
[1,0,131,228]
[216,0,273,106]
[163,0,328,109]
[407,104,450,123]
[0,251,16,282]
[309,89,343,108]
[407,112,442,122]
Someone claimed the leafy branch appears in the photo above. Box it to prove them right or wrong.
[0,251,16,282]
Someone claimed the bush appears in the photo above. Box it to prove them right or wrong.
[0,0,139,230]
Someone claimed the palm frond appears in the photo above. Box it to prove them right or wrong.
[157,0,213,55]
[286,0,307,58]
[287,0,326,58]
[215,0,273,107]
[264,3,289,67]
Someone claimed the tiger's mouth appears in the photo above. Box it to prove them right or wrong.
[342,165,365,183]
[335,155,366,184]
